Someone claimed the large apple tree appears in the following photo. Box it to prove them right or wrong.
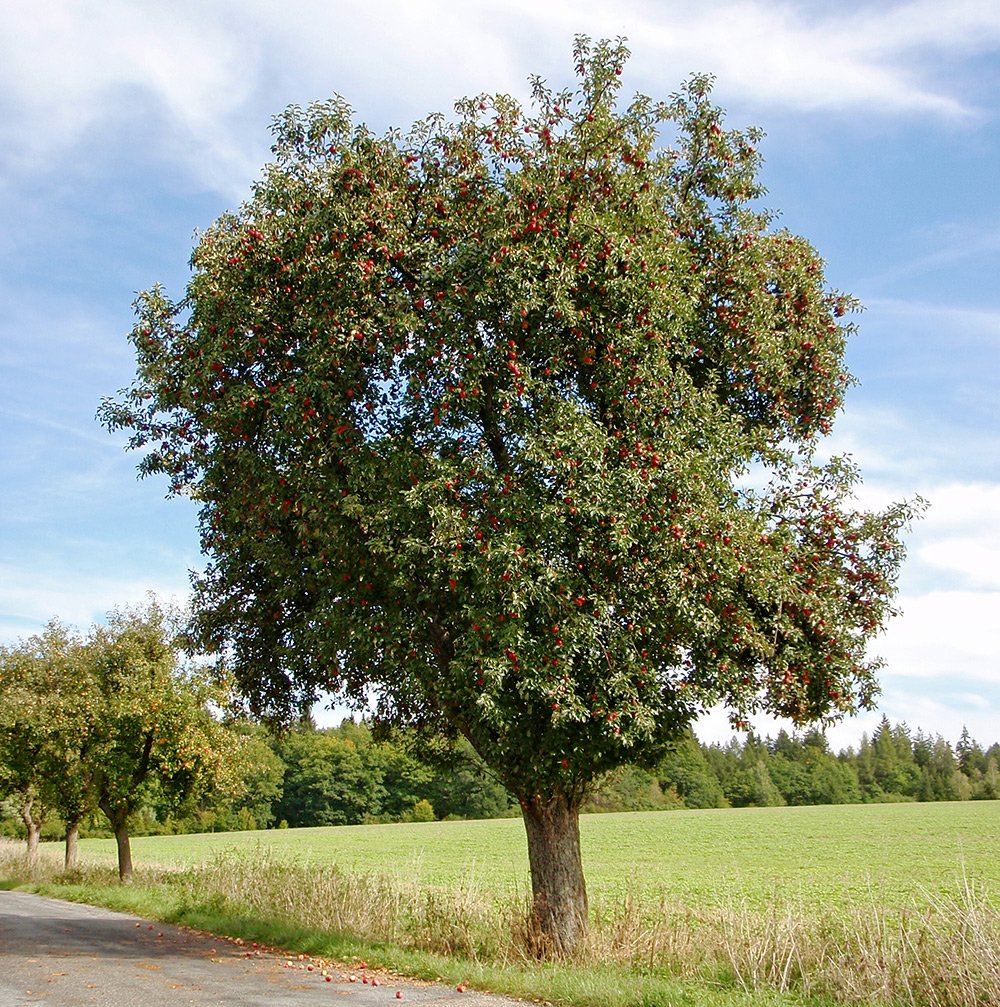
[101,38,919,953]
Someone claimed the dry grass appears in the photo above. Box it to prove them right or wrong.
[182,848,1000,1006]
[0,836,61,880]
[3,836,997,1006]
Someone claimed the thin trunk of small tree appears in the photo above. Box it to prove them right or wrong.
[100,801,134,883]
[18,797,43,878]
[113,817,133,883]
[520,790,588,957]
[64,816,82,871]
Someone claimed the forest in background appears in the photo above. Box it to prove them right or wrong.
[3,715,996,842]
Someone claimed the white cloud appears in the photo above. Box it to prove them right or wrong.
[0,563,193,644]
[876,589,1000,681]
[3,0,998,195]
[909,483,1000,590]
[0,2,259,187]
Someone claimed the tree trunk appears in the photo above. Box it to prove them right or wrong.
[520,790,588,957]
[19,799,43,878]
[101,803,134,883]
[64,817,81,872]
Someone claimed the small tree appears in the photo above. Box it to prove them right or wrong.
[0,622,95,872]
[0,651,49,875]
[86,601,239,880]
[1,606,239,879]
[101,38,920,951]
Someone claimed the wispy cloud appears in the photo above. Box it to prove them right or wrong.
[862,225,1000,290]
[626,0,996,118]
[0,1,262,196]
[876,589,1000,680]
[863,297,1000,338]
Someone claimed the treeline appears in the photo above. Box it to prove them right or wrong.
[6,716,995,844]
[567,717,999,813]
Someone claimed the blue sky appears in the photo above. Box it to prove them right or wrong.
[2,0,998,751]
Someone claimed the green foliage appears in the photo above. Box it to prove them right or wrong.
[655,728,725,808]
[0,601,240,875]
[584,764,675,813]
[85,602,240,825]
[425,737,519,820]
[100,37,920,812]
[268,719,517,826]
[222,725,286,829]
[274,726,380,826]
[3,701,995,842]
[403,798,436,823]
[0,621,100,866]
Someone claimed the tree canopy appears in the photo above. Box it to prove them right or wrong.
[0,601,238,881]
[101,37,919,950]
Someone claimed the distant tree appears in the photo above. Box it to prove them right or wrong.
[584,763,673,812]
[657,729,725,808]
[854,733,878,800]
[323,720,443,822]
[767,751,810,805]
[868,717,919,800]
[728,758,785,808]
[101,37,920,952]
[0,683,48,873]
[911,729,933,770]
[702,738,743,798]
[800,736,860,805]
[405,798,437,822]
[977,754,1000,800]
[427,738,518,819]
[956,726,987,780]
[770,729,801,760]
[274,727,381,826]
[723,734,784,807]
[197,722,286,830]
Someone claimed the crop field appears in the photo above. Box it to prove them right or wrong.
[77,800,999,913]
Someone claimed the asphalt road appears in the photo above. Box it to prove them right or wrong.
[0,891,516,1007]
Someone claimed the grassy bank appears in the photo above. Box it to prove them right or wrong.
[3,802,999,1007]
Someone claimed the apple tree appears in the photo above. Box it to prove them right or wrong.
[101,38,920,951]
[0,621,95,873]
[85,600,240,881]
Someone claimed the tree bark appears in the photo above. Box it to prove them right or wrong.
[113,818,133,883]
[18,796,43,877]
[64,817,81,872]
[520,790,588,957]
[100,802,134,883]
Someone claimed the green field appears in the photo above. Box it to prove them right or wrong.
[78,800,999,912]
